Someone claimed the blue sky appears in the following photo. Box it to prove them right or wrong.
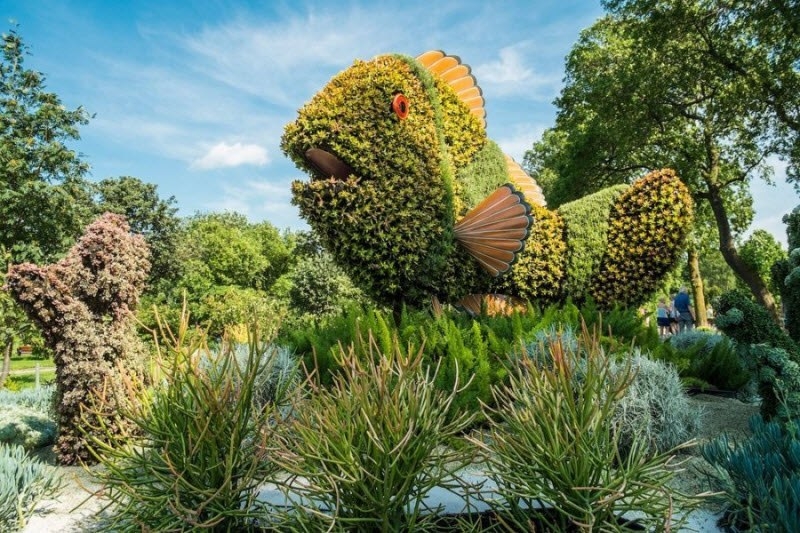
[3,0,797,246]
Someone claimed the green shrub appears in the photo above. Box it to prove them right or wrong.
[558,184,628,301]
[591,169,694,307]
[609,351,701,457]
[0,406,56,451]
[473,326,699,531]
[0,444,62,532]
[492,204,567,304]
[86,312,290,532]
[273,335,476,531]
[668,330,751,391]
[702,415,800,532]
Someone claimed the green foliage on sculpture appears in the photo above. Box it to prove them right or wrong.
[557,184,628,301]
[774,207,800,344]
[590,169,693,306]
[4,213,150,465]
[455,140,512,216]
[282,49,692,312]
[492,204,567,305]
[283,53,493,308]
[716,290,798,357]
[715,289,800,419]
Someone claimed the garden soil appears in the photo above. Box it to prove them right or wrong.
[22,393,761,533]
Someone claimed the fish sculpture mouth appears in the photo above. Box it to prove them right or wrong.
[304,147,356,182]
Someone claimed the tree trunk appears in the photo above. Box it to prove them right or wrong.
[0,341,12,388]
[706,181,781,324]
[688,246,708,328]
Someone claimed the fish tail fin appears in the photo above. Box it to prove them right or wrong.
[454,183,532,276]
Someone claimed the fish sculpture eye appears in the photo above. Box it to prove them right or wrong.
[391,93,409,119]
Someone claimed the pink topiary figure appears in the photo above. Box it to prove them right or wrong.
[4,213,150,465]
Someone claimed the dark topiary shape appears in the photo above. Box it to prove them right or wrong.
[4,213,150,465]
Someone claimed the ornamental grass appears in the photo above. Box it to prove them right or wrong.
[472,324,703,531]
[272,334,477,532]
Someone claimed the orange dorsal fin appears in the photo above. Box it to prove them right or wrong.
[416,50,486,129]
[505,154,546,207]
[454,184,532,276]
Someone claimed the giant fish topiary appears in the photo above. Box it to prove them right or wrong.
[282,51,692,313]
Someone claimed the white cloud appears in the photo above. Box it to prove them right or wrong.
[474,42,562,99]
[495,123,547,163]
[207,178,307,230]
[192,142,269,170]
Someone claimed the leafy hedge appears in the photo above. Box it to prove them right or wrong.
[590,169,693,307]
[492,204,567,304]
[557,184,628,300]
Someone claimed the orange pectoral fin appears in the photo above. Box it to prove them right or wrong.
[454,184,533,276]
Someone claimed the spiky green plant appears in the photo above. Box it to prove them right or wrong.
[473,325,701,531]
[85,307,291,532]
[273,334,477,532]
[0,444,62,532]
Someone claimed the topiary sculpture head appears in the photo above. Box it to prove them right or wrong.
[283,50,692,312]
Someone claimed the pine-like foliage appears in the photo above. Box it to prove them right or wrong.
[590,169,693,307]
[4,213,150,465]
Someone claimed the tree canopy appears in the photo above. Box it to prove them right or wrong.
[525,0,798,321]
[0,27,94,264]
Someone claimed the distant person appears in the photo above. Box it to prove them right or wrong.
[669,293,680,335]
[655,298,671,338]
[674,286,695,333]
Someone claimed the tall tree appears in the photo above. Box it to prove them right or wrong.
[143,212,294,338]
[0,26,93,264]
[526,5,787,322]
[93,176,181,286]
[605,0,800,182]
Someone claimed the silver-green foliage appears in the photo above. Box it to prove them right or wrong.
[0,385,54,414]
[0,444,62,532]
[522,325,700,457]
[0,406,56,450]
[610,351,701,457]
[476,328,699,531]
[702,416,800,532]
